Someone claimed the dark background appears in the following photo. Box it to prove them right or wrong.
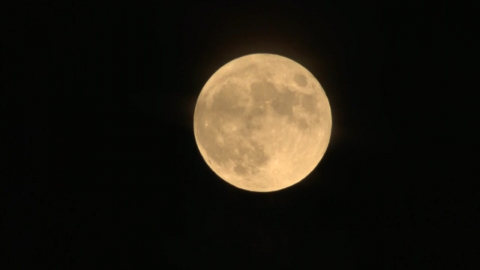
[2,0,474,269]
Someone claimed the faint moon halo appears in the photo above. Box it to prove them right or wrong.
[193,53,332,192]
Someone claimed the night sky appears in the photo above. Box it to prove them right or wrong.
[3,1,473,269]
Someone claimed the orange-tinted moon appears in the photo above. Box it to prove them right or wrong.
[194,53,332,192]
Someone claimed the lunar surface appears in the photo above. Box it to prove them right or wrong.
[194,54,332,192]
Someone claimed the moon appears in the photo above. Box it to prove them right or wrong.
[193,53,332,192]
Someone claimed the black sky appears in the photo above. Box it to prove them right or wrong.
[2,0,474,269]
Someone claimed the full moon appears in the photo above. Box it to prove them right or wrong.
[194,54,332,192]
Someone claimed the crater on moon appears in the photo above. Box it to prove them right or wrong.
[194,54,332,192]
[294,74,308,87]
